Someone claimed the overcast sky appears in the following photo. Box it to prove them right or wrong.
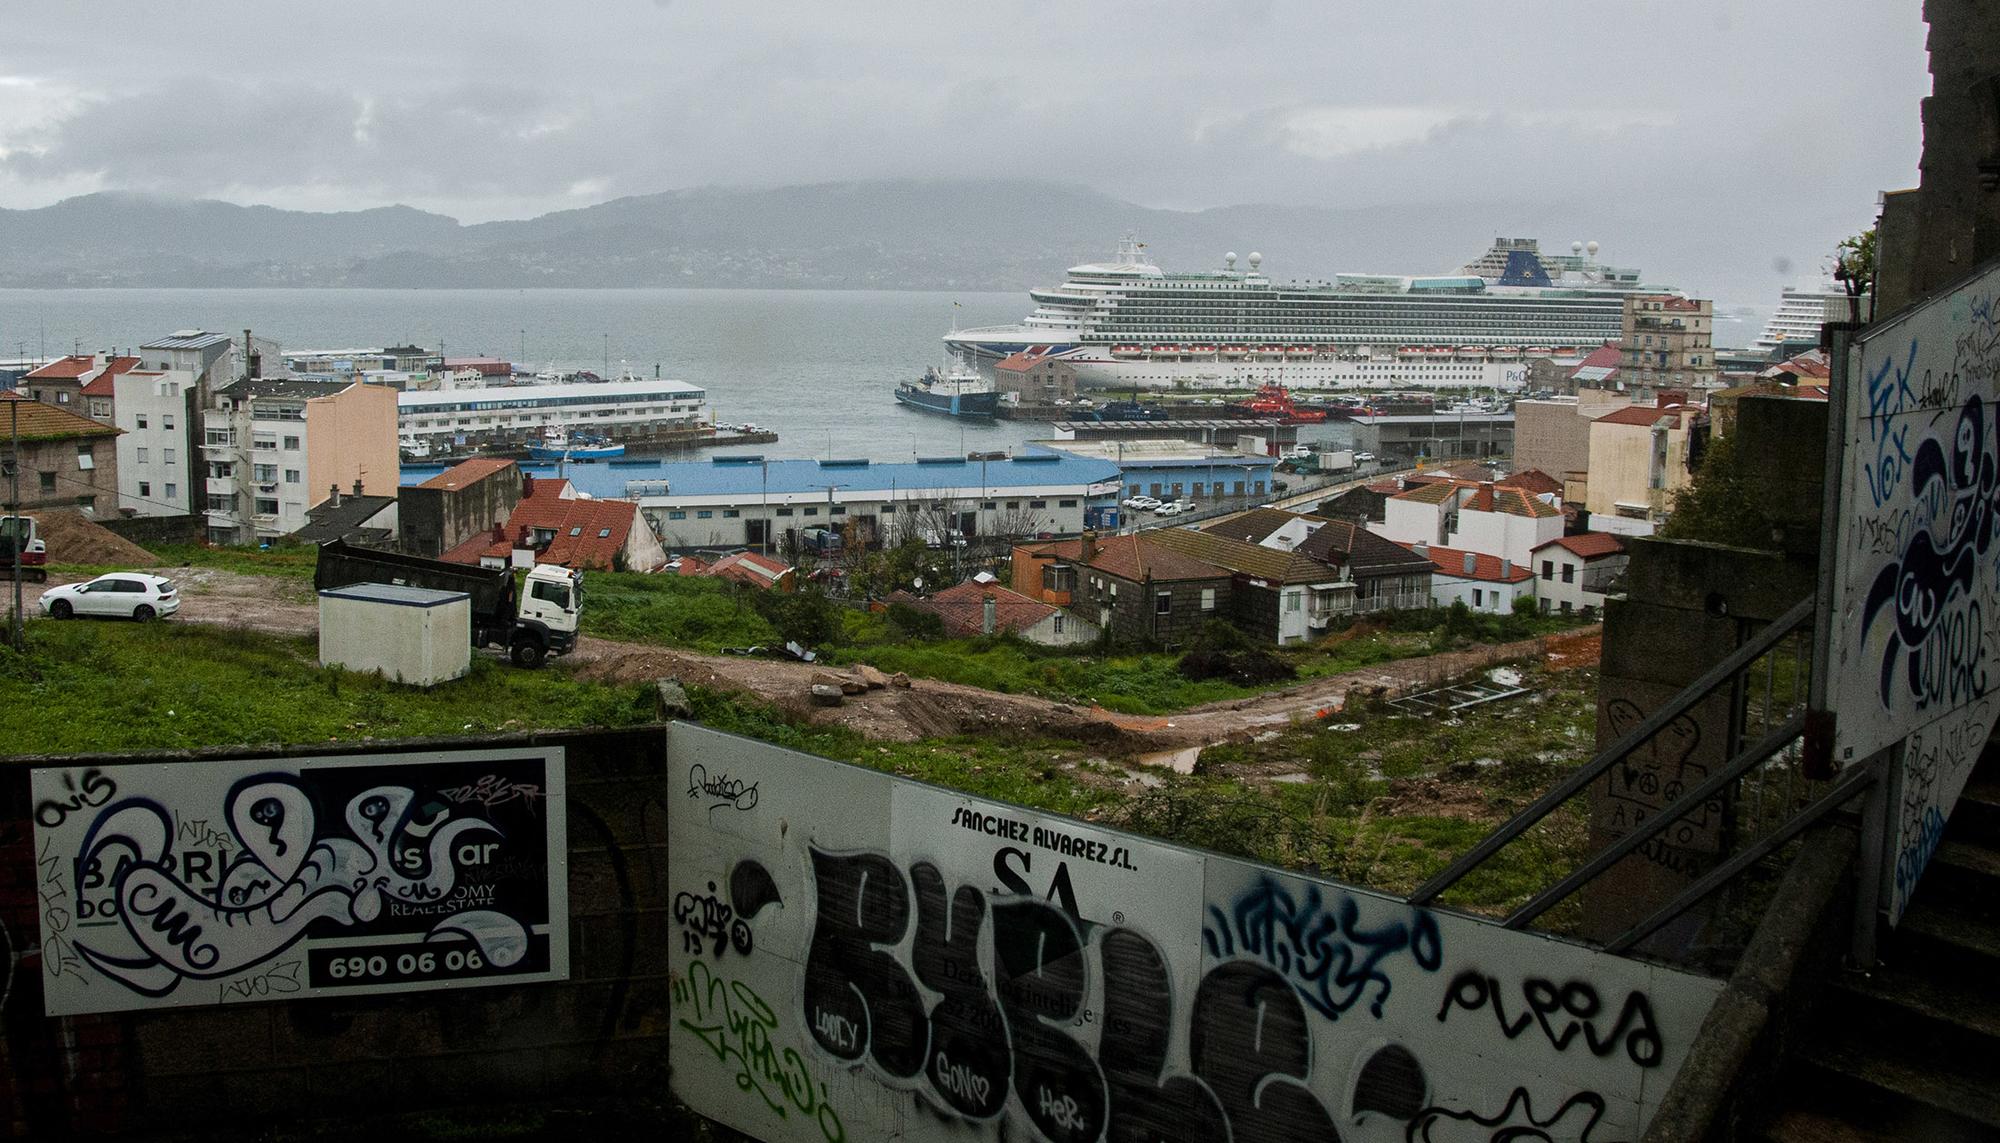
[0,1,1929,298]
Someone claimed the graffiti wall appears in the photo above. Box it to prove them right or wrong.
[1831,262,2000,921]
[32,745,568,1015]
[666,723,1723,1143]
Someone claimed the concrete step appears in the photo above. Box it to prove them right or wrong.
[1919,839,2000,913]
[1762,1107,1930,1143]
[1955,770,2000,847]
[1895,900,2000,974]
[1830,961,2000,1049]
[1796,1039,2000,1135]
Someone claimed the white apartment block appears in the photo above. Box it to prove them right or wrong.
[112,370,199,517]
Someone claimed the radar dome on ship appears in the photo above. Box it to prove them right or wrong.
[1225,252,1237,268]
[1248,252,1263,268]
[1572,241,1584,255]
[1587,241,1600,256]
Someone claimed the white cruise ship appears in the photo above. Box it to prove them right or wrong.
[1751,284,1866,352]
[397,378,708,455]
[945,237,1673,391]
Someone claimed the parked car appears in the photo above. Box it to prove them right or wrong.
[39,573,180,621]
[1154,499,1194,516]
[1125,495,1161,510]
[1354,451,1377,463]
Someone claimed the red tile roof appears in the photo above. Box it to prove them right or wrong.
[1392,478,1558,518]
[896,581,1059,637]
[0,392,122,441]
[1403,543,1533,583]
[25,355,97,380]
[1076,534,1229,582]
[418,457,518,491]
[1497,468,1563,497]
[1534,532,1627,559]
[1595,404,1691,427]
[700,550,793,590]
[441,489,640,571]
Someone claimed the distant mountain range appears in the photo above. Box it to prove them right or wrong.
[0,180,1748,299]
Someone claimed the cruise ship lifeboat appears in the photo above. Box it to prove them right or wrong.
[1492,345,1521,357]
[1426,346,1453,357]
[1286,345,1313,356]
[1111,344,1145,358]
[1150,343,1182,355]
[1457,345,1487,358]
[1525,346,1554,356]
[1189,344,1217,355]
[1221,344,1248,356]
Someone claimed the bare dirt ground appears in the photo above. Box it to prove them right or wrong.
[5,567,1600,756]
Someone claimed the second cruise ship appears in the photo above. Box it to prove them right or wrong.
[945,236,1677,391]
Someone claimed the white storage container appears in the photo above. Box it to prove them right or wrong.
[318,582,472,687]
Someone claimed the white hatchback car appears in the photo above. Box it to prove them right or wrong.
[39,573,181,621]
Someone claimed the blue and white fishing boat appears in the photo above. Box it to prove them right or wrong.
[894,361,999,420]
[528,427,626,461]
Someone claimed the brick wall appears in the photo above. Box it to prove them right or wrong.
[0,726,669,1137]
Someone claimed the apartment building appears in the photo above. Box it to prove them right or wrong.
[111,370,201,516]
[203,378,398,544]
[1619,295,1716,393]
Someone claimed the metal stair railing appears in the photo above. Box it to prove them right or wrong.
[1407,594,1823,919]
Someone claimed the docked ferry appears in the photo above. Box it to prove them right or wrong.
[895,363,999,419]
[945,237,1674,391]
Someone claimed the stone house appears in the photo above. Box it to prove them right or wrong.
[0,392,122,517]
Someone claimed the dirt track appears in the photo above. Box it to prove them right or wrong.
[6,567,1594,754]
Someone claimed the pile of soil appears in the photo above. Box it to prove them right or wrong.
[33,510,157,566]
[1543,628,1603,671]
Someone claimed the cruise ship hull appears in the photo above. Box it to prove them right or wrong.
[945,330,1535,392]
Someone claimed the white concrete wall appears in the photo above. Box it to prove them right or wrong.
[1431,572,1533,613]
[112,370,195,517]
[1378,496,1444,547]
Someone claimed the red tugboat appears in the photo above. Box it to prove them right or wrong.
[1230,382,1327,424]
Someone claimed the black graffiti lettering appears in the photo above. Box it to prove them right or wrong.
[991,899,1105,1143]
[1098,927,1227,1143]
[1351,1043,1427,1120]
[34,768,119,828]
[1437,971,1663,1068]
[1189,960,1340,1143]
[801,848,927,1077]
[1202,876,1444,1020]
[909,863,1008,1119]
[676,882,753,958]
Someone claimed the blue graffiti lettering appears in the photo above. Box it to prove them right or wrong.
[1201,876,1443,1020]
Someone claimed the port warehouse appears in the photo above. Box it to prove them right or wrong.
[395,379,709,450]
[397,448,1274,550]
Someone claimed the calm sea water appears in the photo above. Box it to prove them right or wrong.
[0,288,1052,460]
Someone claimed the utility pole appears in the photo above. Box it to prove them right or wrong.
[8,396,22,651]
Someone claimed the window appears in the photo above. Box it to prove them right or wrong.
[253,464,278,482]
[206,493,232,512]
[697,510,714,519]
[163,414,174,430]
[722,509,740,518]
[1541,560,1553,580]
[74,495,93,510]
[1561,600,1574,615]
[1561,565,1575,584]
[164,483,176,499]
[831,505,847,516]
[531,580,571,609]
[254,497,279,515]
[1155,592,1172,615]
[136,447,150,464]
[205,428,234,447]
[209,462,234,479]
[163,449,175,465]
[981,502,996,510]
[1150,483,1162,496]
[1052,613,1066,635]
[252,433,277,450]
[1200,588,1216,611]
[1285,592,1302,612]
[667,510,686,520]
[1473,588,1485,607]
[284,469,300,483]
[776,507,794,517]
[1128,485,1140,497]
[880,504,896,514]
[1006,501,1020,510]
[57,392,71,404]
[598,528,611,538]
[136,415,149,430]
[283,435,300,450]
[76,444,95,470]
[804,507,819,517]
[569,527,583,536]
[138,481,151,497]
[1058,499,1077,508]
[38,472,55,492]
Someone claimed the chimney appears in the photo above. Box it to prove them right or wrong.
[1501,558,1514,578]
[352,477,364,496]
[1081,529,1099,560]
[329,483,341,509]
[1412,541,1428,557]
[518,524,532,548]
[491,521,505,544]
[522,473,536,499]
[983,595,998,635]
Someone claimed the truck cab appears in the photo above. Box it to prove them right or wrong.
[0,515,47,583]
[514,563,583,663]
